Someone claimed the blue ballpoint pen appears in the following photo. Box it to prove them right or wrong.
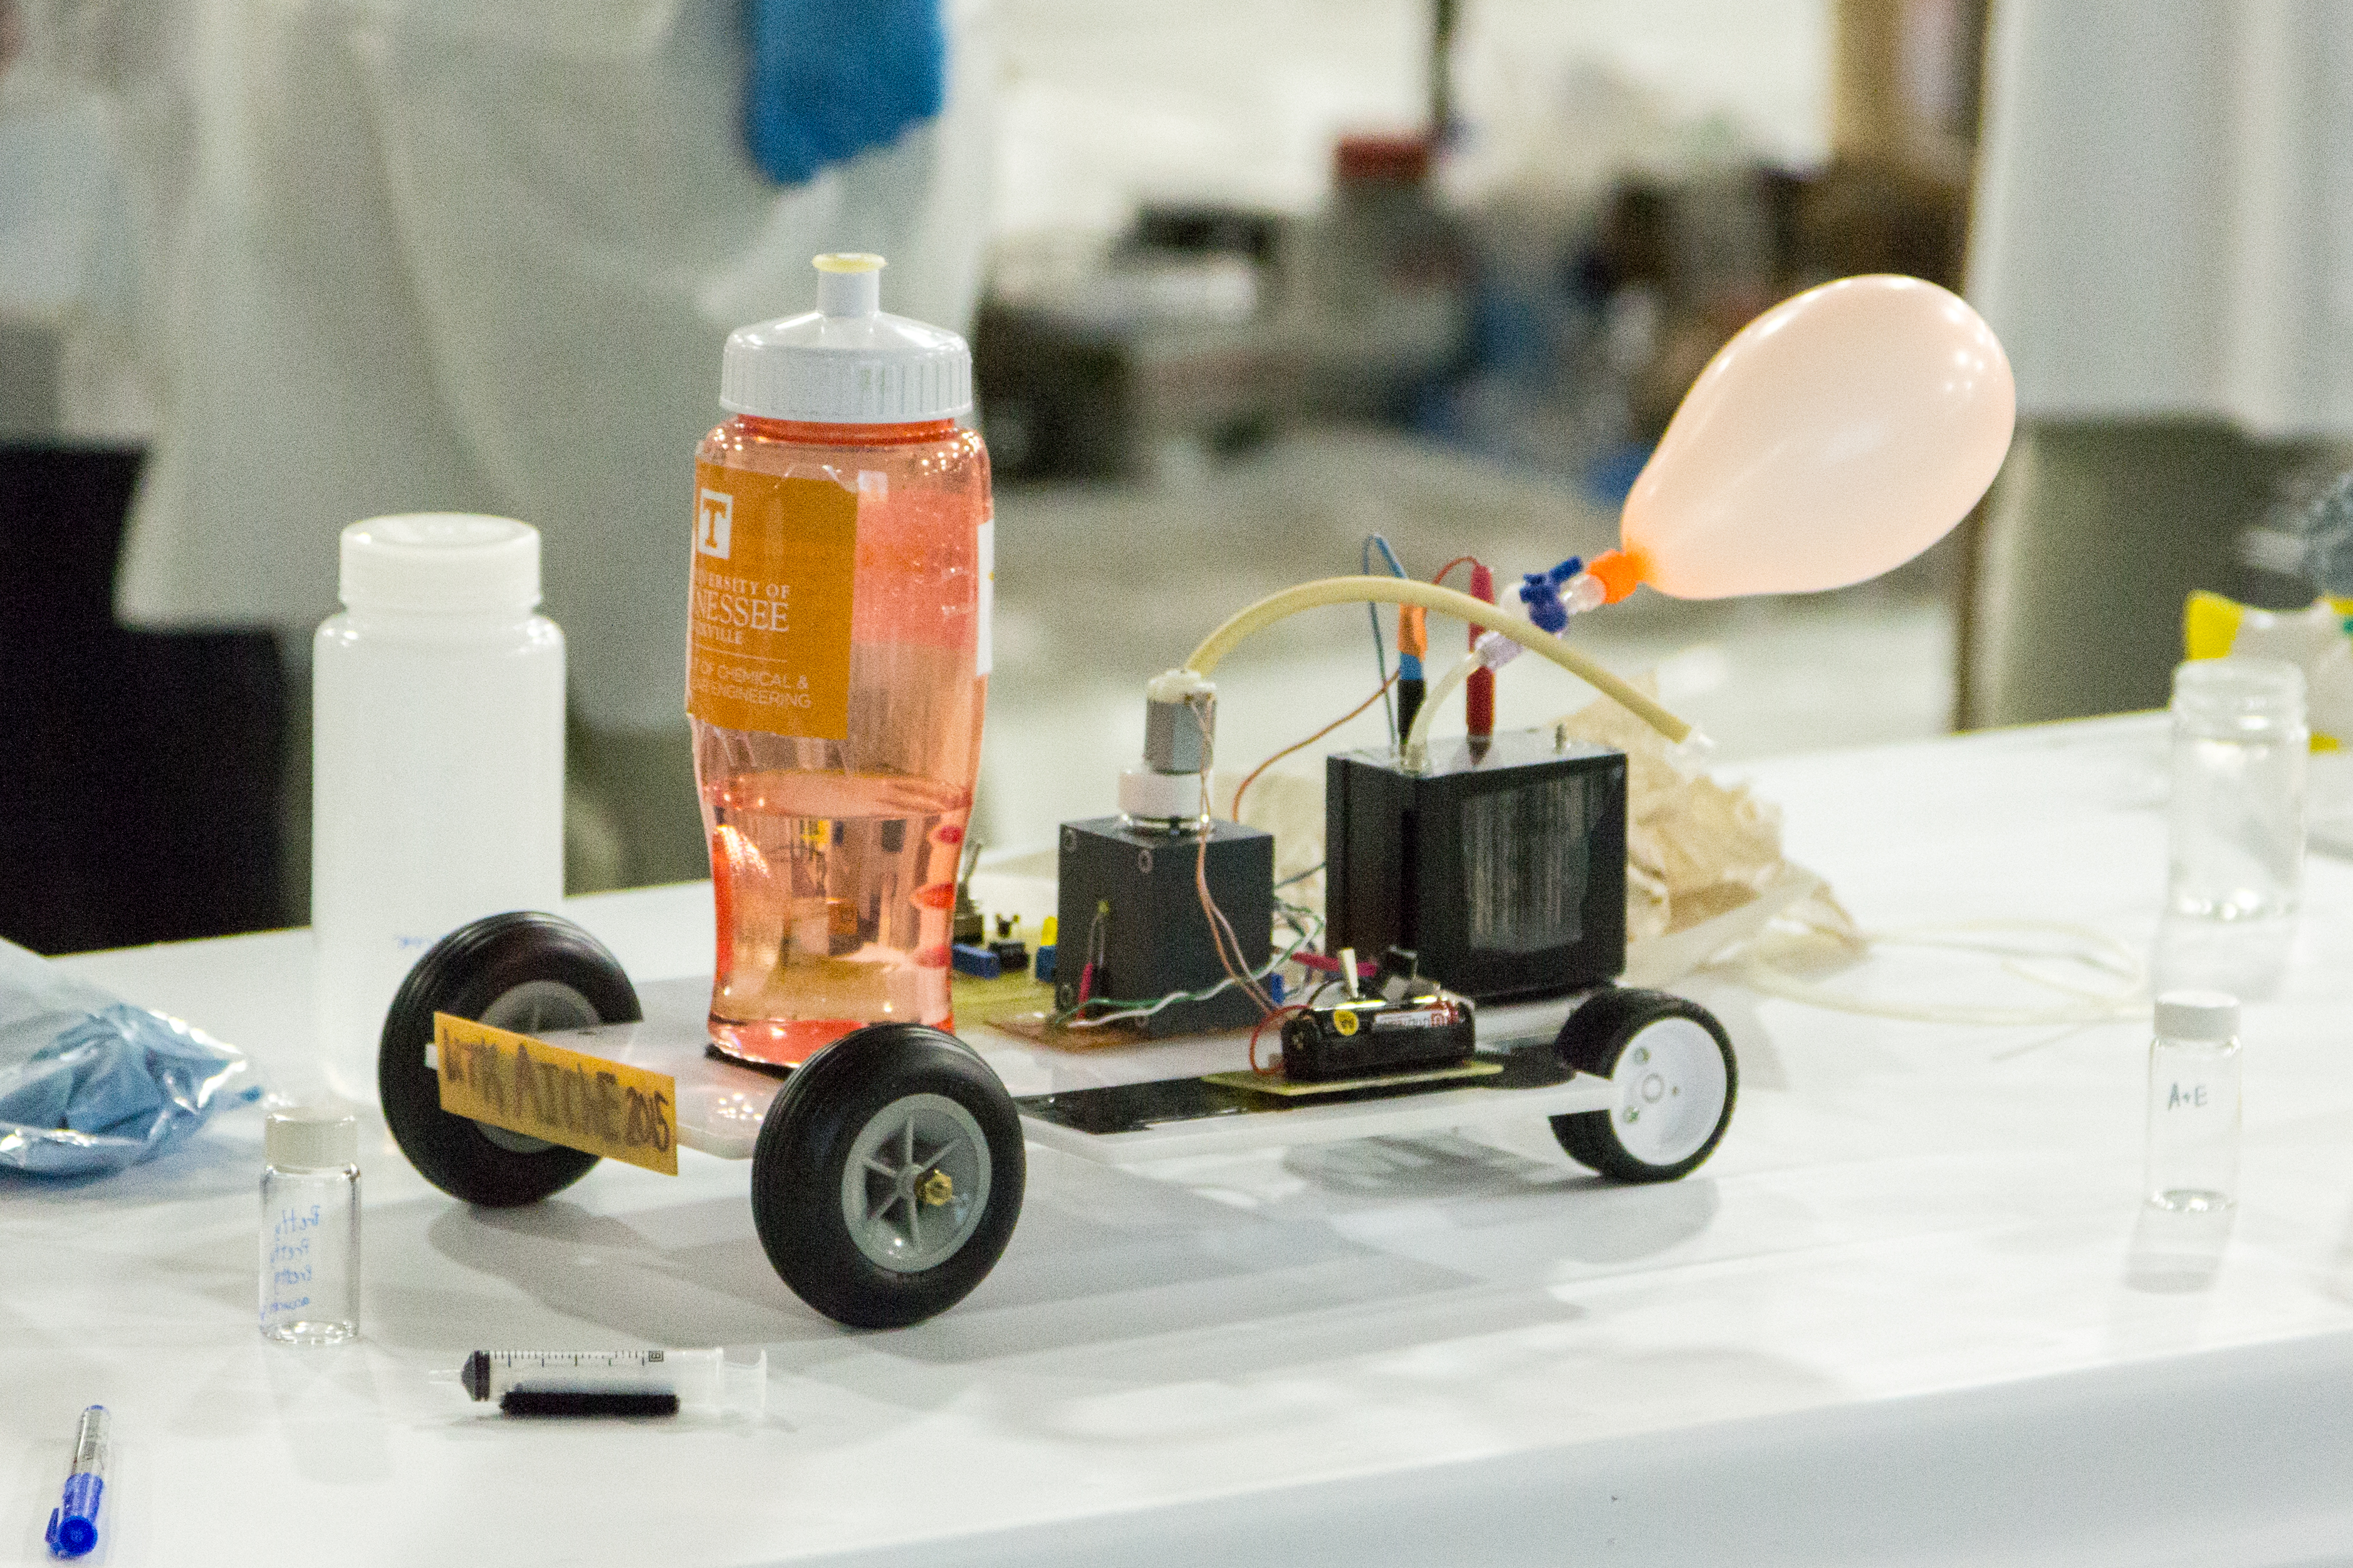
[46,1406,107,1559]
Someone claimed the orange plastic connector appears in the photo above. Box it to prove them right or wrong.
[1586,548,1648,604]
[1396,604,1428,658]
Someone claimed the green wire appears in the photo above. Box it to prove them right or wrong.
[1051,908,1324,1027]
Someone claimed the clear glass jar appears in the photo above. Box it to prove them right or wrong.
[260,1108,361,1343]
[691,415,990,1066]
[2144,990,2241,1212]
[2168,657,2307,920]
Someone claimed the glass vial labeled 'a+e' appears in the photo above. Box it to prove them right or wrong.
[2145,990,2242,1213]
[261,1108,361,1344]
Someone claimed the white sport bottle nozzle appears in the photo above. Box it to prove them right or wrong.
[814,252,885,318]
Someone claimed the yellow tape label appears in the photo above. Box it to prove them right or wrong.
[434,1013,678,1175]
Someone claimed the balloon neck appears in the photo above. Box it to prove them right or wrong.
[1588,548,1647,604]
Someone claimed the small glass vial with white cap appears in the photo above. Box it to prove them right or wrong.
[2145,989,2243,1213]
[312,515,565,1101]
[261,1108,362,1343]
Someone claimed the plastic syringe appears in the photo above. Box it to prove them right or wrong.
[442,1349,766,1417]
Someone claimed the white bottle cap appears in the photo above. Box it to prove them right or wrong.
[266,1107,359,1169]
[340,514,541,615]
[720,254,973,424]
[2155,989,2240,1042]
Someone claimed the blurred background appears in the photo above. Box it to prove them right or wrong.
[5,0,2344,953]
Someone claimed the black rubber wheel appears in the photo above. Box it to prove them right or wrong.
[751,1023,1025,1329]
[379,911,641,1207]
[1550,987,1737,1183]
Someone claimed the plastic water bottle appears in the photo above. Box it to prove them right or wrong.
[2145,990,2241,1213]
[312,516,564,1101]
[691,255,989,1066]
[261,1107,360,1343]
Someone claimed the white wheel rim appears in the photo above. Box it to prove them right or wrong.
[1610,1016,1727,1167]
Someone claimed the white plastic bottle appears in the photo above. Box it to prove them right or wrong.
[312,516,564,1101]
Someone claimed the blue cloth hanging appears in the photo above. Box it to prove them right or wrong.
[745,0,947,186]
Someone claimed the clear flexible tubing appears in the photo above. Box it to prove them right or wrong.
[1739,920,2147,1028]
[1182,576,1693,745]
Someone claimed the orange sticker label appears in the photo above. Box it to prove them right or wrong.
[687,466,858,739]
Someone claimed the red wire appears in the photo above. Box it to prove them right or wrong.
[1431,555,1486,588]
[1466,562,1495,740]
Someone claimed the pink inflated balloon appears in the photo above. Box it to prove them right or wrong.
[1618,274,2014,599]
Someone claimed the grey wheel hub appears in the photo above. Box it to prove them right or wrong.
[841,1093,991,1273]
[471,980,599,1155]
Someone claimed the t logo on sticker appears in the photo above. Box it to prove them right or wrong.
[697,489,733,559]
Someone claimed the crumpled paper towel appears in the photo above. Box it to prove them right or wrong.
[1553,683,1859,970]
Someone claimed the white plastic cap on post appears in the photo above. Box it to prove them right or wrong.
[340,514,540,615]
[720,254,973,423]
[2155,989,2240,1042]
[266,1107,359,1170]
[1118,765,1205,822]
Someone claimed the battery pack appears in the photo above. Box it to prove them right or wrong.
[1280,991,1476,1083]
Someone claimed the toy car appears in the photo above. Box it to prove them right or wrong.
[377,910,1736,1329]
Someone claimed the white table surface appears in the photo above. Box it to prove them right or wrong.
[9,715,2353,1567]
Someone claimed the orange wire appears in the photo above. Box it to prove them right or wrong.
[1186,704,1281,1018]
[1231,673,1397,828]
[1196,813,1276,1014]
[1249,1004,1306,1076]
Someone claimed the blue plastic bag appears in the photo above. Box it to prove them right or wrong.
[0,938,257,1177]
[745,0,945,185]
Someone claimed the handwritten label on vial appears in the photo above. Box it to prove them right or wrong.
[264,1202,323,1320]
[687,467,858,740]
[434,1013,679,1175]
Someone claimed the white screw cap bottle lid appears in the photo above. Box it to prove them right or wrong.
[2155,989,2240,1042]
[720,254,973,424]
[340,514,540,615]
[266,1107,359,1169]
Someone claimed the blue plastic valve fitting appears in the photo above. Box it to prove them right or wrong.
[1518,557,1583,634]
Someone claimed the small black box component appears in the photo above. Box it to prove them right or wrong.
[1326,728,1627,1004]
[1053,816,1275,1037]
[1280,989,1476,1083]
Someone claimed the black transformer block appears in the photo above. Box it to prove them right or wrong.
[1325,729,1627,1003]
[1054,816,1274,1037]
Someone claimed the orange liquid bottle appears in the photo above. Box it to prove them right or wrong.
[689,255,989,1066]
